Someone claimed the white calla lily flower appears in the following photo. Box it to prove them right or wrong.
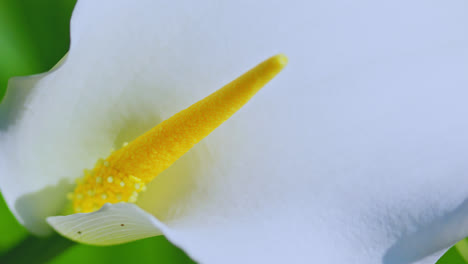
[1,0,468,263]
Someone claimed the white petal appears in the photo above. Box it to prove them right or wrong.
[3,0,468,263]
[47,203,163,245]
[0,63,73,235]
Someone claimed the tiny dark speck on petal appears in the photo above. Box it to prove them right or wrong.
[77,231,82,234]
[121,224,125,226]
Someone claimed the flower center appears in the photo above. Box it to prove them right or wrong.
[70,54,288,213]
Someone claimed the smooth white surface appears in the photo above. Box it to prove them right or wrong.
[1,0,468,263]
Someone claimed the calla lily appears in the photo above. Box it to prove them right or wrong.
[1,0,468,263]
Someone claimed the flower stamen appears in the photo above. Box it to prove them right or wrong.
[72,54,288,213]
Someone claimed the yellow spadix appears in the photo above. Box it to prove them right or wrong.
[71,54,288,213]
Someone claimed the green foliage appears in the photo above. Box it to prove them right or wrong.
[0,0,75,100]
[0,195,27,253]
[50,237,195,264]
[437,245,467,264]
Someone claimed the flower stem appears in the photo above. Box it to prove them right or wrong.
[0,233,75,264]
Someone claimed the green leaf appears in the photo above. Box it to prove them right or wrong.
[0,233,75,264]
[50,237,195,264]
[436,241,468,264]
[0,0,75,100]
[0,194,27,254]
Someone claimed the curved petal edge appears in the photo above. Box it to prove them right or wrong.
[47,203,164,246]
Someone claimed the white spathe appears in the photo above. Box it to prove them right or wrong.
[1,0,468,263]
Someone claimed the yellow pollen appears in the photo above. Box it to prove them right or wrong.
[129,192,139,203]
[71,54,288,213]
[129,175,141,182]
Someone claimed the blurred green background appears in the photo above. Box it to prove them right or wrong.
[0,0,465,263]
